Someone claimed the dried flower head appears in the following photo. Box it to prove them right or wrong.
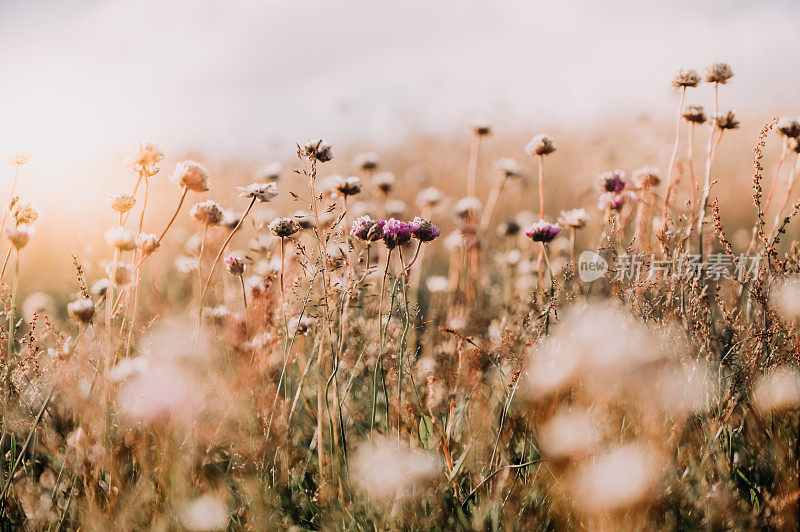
[224,255,246,276]
[11,199,38,225]
[269,217,299,238]
[385,199,407,219]
[416,187,443,208]
[351,439,438,503]
[672,68,700,88]
[714,110,740,130]
[471,122,492,136]
[255,162,282,181]
[237,182,278,202]
[6,224,34,250]
[383,218,419,249]
[452,196,482,221]
[67,298,95,324]
[633,166,661,188]
[107,193,136,214]
[107,261,134,286]
[538,410,599,461]
[293,210,316,229]
[682,104,707,124]
[127,142,164,174]
[105,227,138,251]
[525,134,556,156]
[172,160,209,192]
[332,175,362,196]
[301,138,333,162]
[372,172,396,194]
[426,275,450,293]
[524,220,562,243]
[598,170,627,192]
[190,200,224,226]
[411,217,441,242]
[495,158,523,179]
[288,315,317,336]
[777,117,800,139]
[558,208,589,229]
[137,233,160,255]
[221,209,241,229]
[178,495,229,532]
[791,137,800,154]
[704,62,733,84]
[598,190,637,211]
[351,215,386,242]
[497,219,521,237]
[354,152,380,171]
[7,152,31,166]
[90,279,110,298]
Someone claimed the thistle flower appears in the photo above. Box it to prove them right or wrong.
[224,255,246,276]
[411,217,441,242]
[190,200,224,226]
[497,219,521,237]
[672,69,700,88]
[269,217,299,238]
[598,190,637,211]
[137,233,160,255]
[495,158,523,179]
[107,261,134,286]
[632,167,662,188]
[6,224,34,250]
[704,62,733,84]
[105,227,138,251]
[67,298,95,324]
[682,104,707,124]
[354,152,380,171]
[777,117,800,139]
[558,208,589,229]
[6,152,31,166]
[372,172,396,194]
[416,187,443,208]
[598,170,627,192]
[237,182,278,202]
[471,123,492,136]
[383,218,419,249]
[11,199,38,225]
[171,160,210,192]
[714,110,740,130]
[127,142,164,174]
[524,220,562,243]
[452,196,482,221]
[525,134,556,156]
[332,175,362,196]
[351,215,386,241]
[301,138,333,162]
[255,162,281,182]
[107,193,136,214]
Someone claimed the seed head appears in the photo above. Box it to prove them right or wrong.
[714,110,740,130]
[598,170,627,192]
[497,219,521,237]
[525,134,556,156]
[288,315,317,336]
[790,138,800,154]
[301,138,333,162]
[558,208,590,229]
[237,182,278,202]
[495,158,523,179]
[411,217,441,242]
[293,210,316,229]
[190,200,224,226]
[224,255,246,276]
[105,227,138,251]
[777,117,800,139]
[632,167,661,189]
[67,298,95,324]
[704,62,733,84]
[126,142,164,174]
[107,193,136,214]
[524,220,562,243]
[90,279,110,298]
[682,104,707,124]
[471,122,492,136]
[452,197,482,221]
[255,162,282,182]
[107,261,134,286]
[11,199,38,225]
[351,215,386,242]
[137,233,160,255]
[171,160,210,192]
[672,68,700,88]
[598,190,637,211]
[416,187,443,208]
[372,172,396,194]
[6,224,34,250]
[385,200,407,219]
[269,217,299,238]
[354,152,380,171]
[332,175,362,197]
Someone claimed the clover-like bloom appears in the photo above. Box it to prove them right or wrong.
[190,200,224,226]
[672,69,700,88]
[67,298,95,324]
[105,227,138,252]
[598,191,637,211]
[171,160,209,192]
[598,170,627,193]
[351,215,385,242]
[238,182,278,202]
[558,208,590,230]
[301,138,333,162]
[127,142,164,174]
[525,134,556,156]
[383,218,419,249]
[107,193,136,214]
[704,62,733,84]
[6,224,34,250]
[714,111,740,130]
[224,255,246,276]
[411,217,441,242]
[524,220,562,243]
[269,217,299,238]
[11,199,38,225]
[682,105,707,124]
[354,152,379,171]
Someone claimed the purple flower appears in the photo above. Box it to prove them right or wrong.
[598,190,637,211]
[598,170,627,193]
[383,218,420,249]
[411,217,441,242]
[524,220,562,243]
[351,215,385,242]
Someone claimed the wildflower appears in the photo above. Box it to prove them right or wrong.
[107,193,136,213]
[105,227,138,251]
[704,62,733,84]
[190,200,224,226]
[293,210,315,229]
[6,224,34,250]
[11,199,38,225]
[351,215,385,241]
[224,255,246,276]
[471,122,492,136]
[332,175,362,196]
[444,229,464,251]
[90,279,110,298]
[221,209,241,229]
[791,137,800,154]
[237,182,278,202]
[288,315,317,336]
[354,152,380,171]
[138,233,160,255]
[171,160,210,192]
[425,275,450,293]
[269,217,297,238]
[524,220,562,243]
[452,196,482,221]
[525,134,556,156]
[126,142,164,174]
[383,218,419,249]
[416,187,443,208]
[372,171,396,194]
[714,110,740,130]
[672,68,700,88]
[385,199,407,218]
[558,208,589,229]
[22,292,56,321]
[497,219,521,237]
[6,152,31,166]
[495,158,523,179]
[107,262,134,286]
[301,138,333,162]
[633,166,661,188]
[598,190,637,211]
[255,162,281,181]
[682,104,707,124]
[175,256,199,273]
[777,117,800,139]
[598,169,627,192]
[67,298,95,324]
[411,217,441,242]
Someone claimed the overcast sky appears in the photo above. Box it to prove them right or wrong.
[0,0,799,168]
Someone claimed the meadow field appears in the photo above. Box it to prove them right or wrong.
[2,62,800,530]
